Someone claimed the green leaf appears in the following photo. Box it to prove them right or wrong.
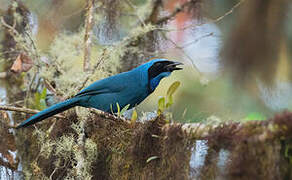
[146,156,159,163]
[33,88,47,110]
[121,104,130,115]
[157,96,165,115]
[116,103,121,116]
[41,88,47,100]
[166,81,180,108]
[165,99,172,108]
[34,92,41,110]
[244,112,266,121]
[131,108,138,124]
[167,81,180,97]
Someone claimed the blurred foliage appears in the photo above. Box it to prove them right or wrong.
[284,144,292,164]
[243,112,266,121]
[166,81,180,108]
[33,87,47,110]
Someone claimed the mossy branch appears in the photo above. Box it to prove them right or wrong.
[14,107,292,179]
[164,111,292,142]
[83,0,95,72]
[0,105,65,126]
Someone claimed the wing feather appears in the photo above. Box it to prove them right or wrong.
[75,73,128,97]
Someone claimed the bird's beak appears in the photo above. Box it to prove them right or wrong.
[166,61,183,71]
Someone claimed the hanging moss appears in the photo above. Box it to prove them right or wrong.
[13,111,292,179]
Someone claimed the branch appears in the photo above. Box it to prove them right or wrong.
[89,108,128,123]
[0,105,64,118]
[162,111,292,142]
[83,0,95,72]
[43,79,58,96]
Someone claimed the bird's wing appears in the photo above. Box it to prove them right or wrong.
[75,74,128,97]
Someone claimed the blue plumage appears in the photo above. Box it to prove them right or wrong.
[16,59,183,128]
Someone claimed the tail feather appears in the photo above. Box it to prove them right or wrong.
[16,97,80,129]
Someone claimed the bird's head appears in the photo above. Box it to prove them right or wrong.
[143,59,183,93]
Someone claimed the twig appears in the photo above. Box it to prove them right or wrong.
[145,0,163,24]
[83,0,95,72]
[143,33,215,56]
[5,100,24,107]
[161,32,201,75]
[44,79,57,95]
[124,0,146,26]
[49,167,58,180]
[0,17,19,36]
[25,71,38,107]
[0,105,64,118]
[78,49,107,91]
[43,79,65,97]
[211,0,244,24]
[178,0,244,31]
[89,108,128,123]
[23,31,40,64]
[180,32,214,48]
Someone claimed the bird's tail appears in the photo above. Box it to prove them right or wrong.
[16,97,81,129]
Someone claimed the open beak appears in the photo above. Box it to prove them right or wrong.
[165,61,183,72]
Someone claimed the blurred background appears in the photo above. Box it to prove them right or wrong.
[0,0,291,123]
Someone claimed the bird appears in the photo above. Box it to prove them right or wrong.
[16,59,183,128]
